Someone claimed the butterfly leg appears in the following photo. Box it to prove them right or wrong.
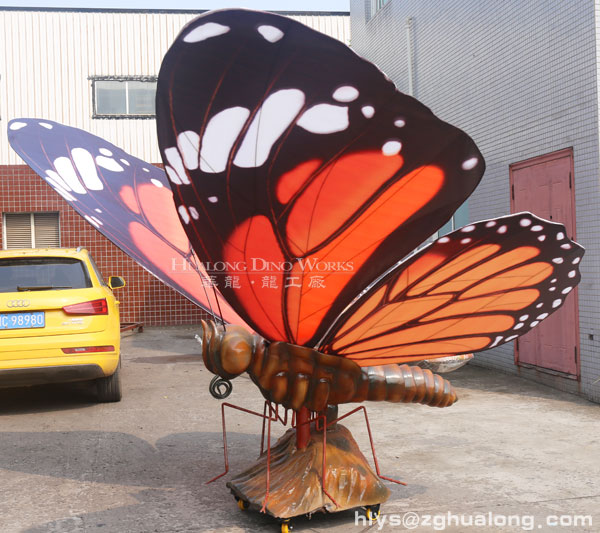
[260,401,275,513]
[328,406,407,486]
[206,401,278,484]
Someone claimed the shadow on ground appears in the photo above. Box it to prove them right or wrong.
[0,428,413,532]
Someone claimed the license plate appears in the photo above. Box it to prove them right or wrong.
[0,311,45,330]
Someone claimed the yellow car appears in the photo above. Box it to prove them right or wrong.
[0,247,125,402]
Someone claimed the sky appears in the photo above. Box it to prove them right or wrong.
[0,0,350,11]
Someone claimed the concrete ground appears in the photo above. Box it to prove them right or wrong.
[0,326,598,533]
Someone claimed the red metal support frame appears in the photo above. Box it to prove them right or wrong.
[206,401,279,485]
[295,406,311,450]
[327,406,407,486]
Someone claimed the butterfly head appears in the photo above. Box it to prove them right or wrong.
[199,319,255,380]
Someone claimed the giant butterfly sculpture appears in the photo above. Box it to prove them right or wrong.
[8,8,584,532]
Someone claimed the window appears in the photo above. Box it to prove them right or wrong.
[408,201,469,258]
[438,201,469,238]
[92,77,157,118]
[2,212,60,249]
[0,258,91,293]
[368,0,391,19]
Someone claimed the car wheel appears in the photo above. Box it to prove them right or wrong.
[96,366,122,402]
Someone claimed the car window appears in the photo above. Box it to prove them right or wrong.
[0,258,92,293]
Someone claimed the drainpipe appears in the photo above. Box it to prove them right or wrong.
[406,17,414,96]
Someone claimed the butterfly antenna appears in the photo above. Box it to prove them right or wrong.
[212,283,226,327]
[189,252,222,325]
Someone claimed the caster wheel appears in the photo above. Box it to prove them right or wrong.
[366,504,381,521]
[235,497,249,511]
[280,519,291,532]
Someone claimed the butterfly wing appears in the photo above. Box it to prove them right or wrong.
[156,9,485,346]
[7,118,245,325]
[318,213,584,366]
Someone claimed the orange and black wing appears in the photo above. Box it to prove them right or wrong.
[156,9,484,345]
[7,118,245,326]
[318,213,584,366]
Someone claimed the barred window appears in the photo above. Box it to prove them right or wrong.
[2,212,60,249]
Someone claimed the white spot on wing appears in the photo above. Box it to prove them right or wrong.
[568,270,576,278]
[497,225,507,234]
[54,157,86,194]
[151,179,163,188]
[257,25,284,42]
[208,196,218,203]
[361,105,375,118]
[461,157,478,170]
[84,215,100,228]
[514,323,524,330]
[530,320,539,327]
[489,336,504,348]
[95,208,102,213]
[164,147,189,184]
[556,232,565,240]
[381,140,401,156]
[485,220,497,227]
[184,22,229,43]
[538,235,546,242]
[99,148,113,156]
[201,107,250,173]
[394,118,405,127]
[505,335,518,342]
[178,131,201,170]
[460,238,472,244]
[178,205,190,224]
[332,86,359,102]
[519,315,529,321]
[519,218,532,227]
[438,236,450,244]
[96,156,124,172]
[552,257,564,264]
[46,170,71,192]
[552,299,562,308]
[531,225,543,232]
[561,243,572,250]
[536,313,548,320]
[142,168,150,173]
[71,148,103,190]
[39,122,53,129]
[9,121,27,130]
[562,286,572,295]
[572,257,581,265]
[189,206,199,220]
[461,225,475,232]
[120,158,130,166]
[54,188,76,202]
[165,165,182,185]
[235,89,304,168]
[297,104,348,134]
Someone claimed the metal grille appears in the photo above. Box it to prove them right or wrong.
[33,212,61,248]
[2,212,60,249]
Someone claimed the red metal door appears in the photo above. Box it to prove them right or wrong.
[510,148,579,377]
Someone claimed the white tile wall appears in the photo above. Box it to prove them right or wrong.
[351,0,600,403]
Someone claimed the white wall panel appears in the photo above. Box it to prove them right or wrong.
[350,0,600,403]
[0,9,350,165]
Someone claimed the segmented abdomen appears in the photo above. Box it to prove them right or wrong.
[247,340,457,411]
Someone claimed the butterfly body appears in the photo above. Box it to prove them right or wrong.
[200,319,457,412]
